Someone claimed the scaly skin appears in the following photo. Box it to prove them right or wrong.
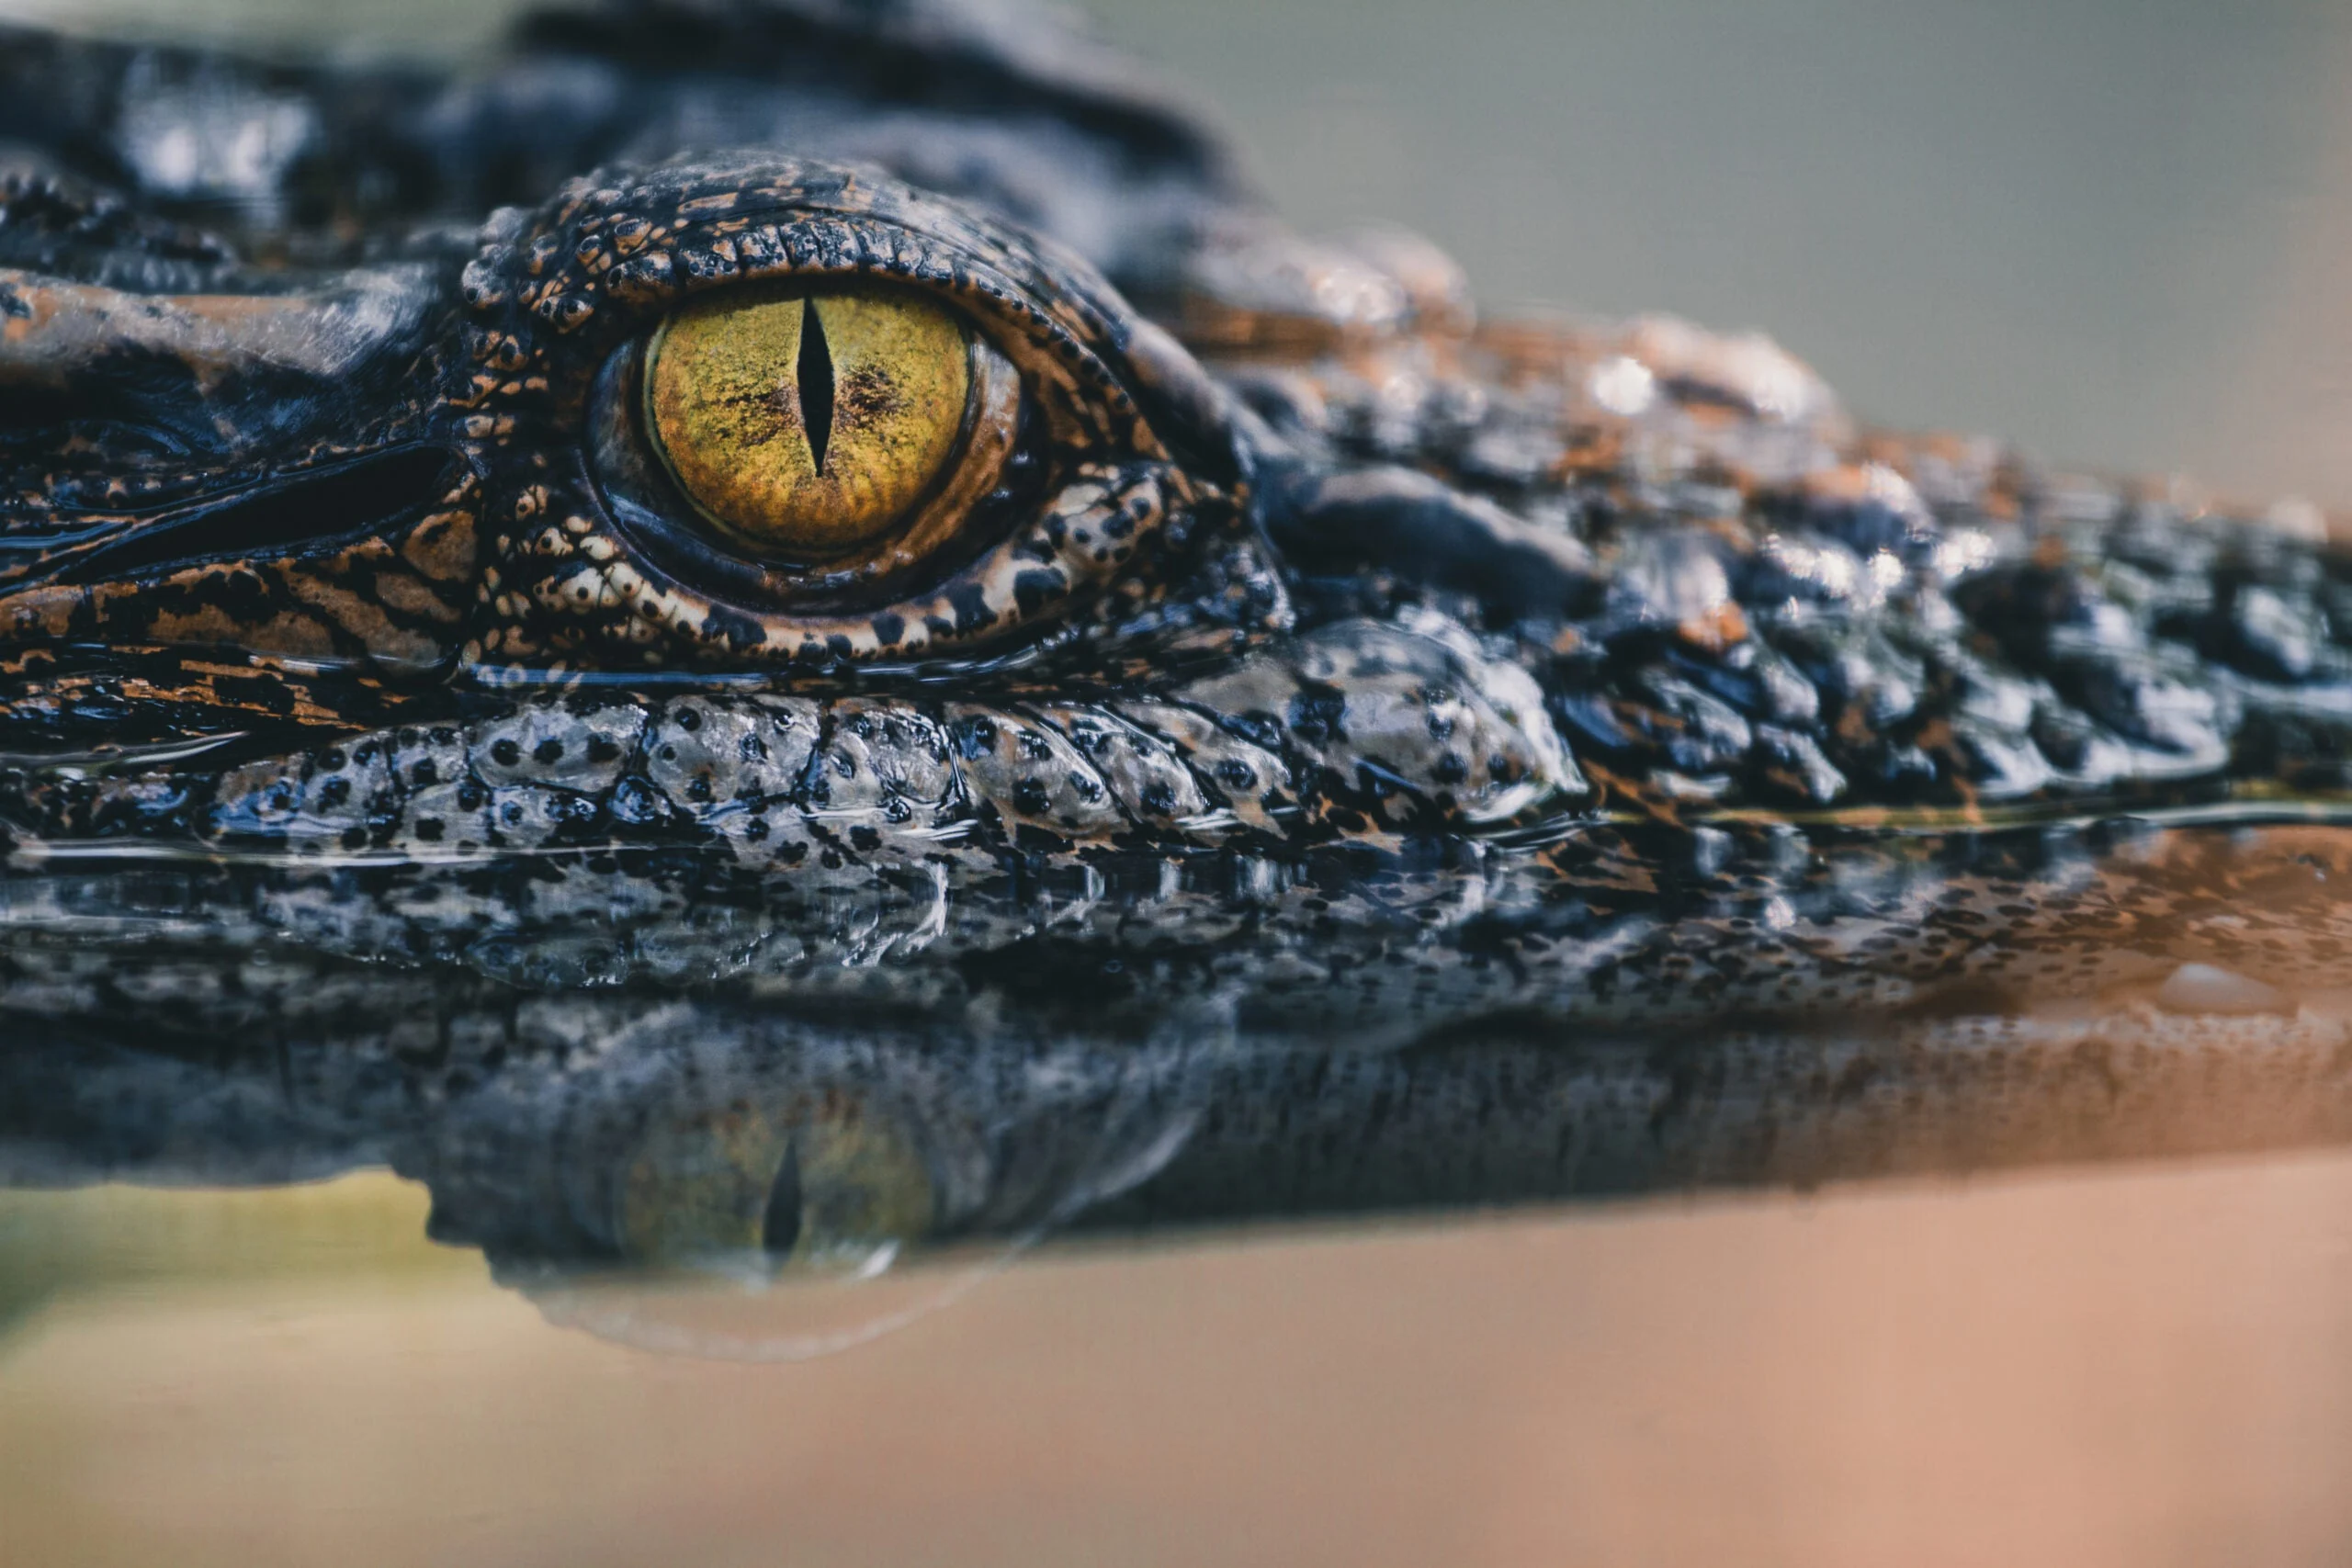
[6,0,2352,1296]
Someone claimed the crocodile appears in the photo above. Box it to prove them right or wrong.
[9,0,2352,1310]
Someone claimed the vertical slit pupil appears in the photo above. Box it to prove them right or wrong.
[797,298,835,475]
[761,1140,803,1258]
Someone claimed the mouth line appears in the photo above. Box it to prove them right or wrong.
[35,444,458,588]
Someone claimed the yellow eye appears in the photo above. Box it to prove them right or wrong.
[643,286,1001,567]
[617,1094,936,1278]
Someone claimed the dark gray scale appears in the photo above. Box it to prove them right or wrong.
[1031,703,1211,829]
[944,703,1125,843]
[641,694,819,816]
[788,699,987,877]
[1109,698,1297,836]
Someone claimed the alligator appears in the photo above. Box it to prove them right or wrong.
[8,0,2352,1318]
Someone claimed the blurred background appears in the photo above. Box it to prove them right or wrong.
[4,0,2350,508]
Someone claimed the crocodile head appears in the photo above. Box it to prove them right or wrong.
[0,0,1695,1032]
[11,0,2352,1298]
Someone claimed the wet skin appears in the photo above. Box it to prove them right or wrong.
[7,0,2352,1290]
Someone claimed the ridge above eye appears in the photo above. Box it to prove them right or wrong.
[643,284,982,565]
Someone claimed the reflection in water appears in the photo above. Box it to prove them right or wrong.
[12,917,2352,1356]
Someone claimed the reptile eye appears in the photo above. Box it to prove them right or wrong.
[495,172,1239,671]
[640,283,1022,579]
[616,1095,935,1280]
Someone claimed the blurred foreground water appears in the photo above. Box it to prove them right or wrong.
[11,1157,2352,1567]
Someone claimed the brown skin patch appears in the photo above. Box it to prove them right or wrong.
[368,569,466,625]
[141,603,339,660]
[279,568,452,665]
[3,584,84,638]
[400,511,481,585]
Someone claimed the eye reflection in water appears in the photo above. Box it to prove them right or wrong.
[12,966,2352,1360]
